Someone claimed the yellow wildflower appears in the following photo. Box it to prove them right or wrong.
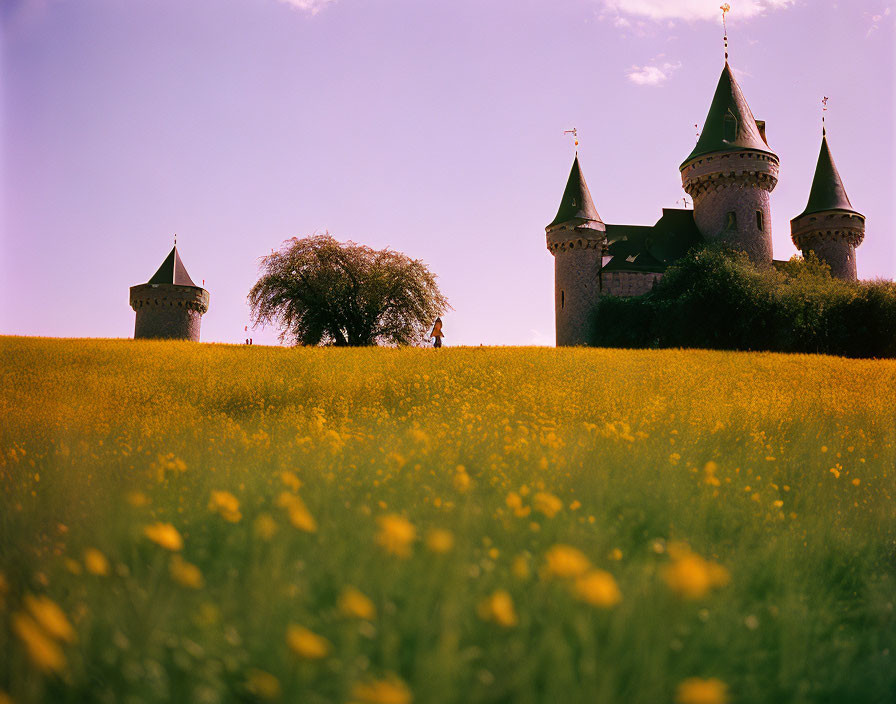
[12,612,67,673]
[143,522,183,551]
[425,529,454,554]
[246,668,282,700]
[83,548,110,576]
[852,478,861,486]
[609,548,623,561]
[453,467,471,493]
[209,490,242,523]
[573,570,622,608]
[253,513,278,540]
[477,589,518,628]
[338,586,376,620]
[280,470,302,492]
[151,452,186,482]
[511,554,531,579]
[375,514,416,558]
[543,544,591,579]
[278,492,318,533]
[663,549,730,600]
[23,595,76,643]
[169,555,204,589]
[675,677,729,704]
[350,674,413,704]
[126,491,150,507]
[532,491,563,518]
[286,624,330,659]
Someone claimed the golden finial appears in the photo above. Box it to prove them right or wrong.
[721,4,731,61]
[563,127,579,152]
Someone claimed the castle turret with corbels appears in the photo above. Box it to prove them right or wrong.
[680,63,778,265]
[545,57,867,346]
[130,246,209,341]
[790,130,865,281]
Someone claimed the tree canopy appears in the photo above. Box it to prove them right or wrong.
[249,235,450,346]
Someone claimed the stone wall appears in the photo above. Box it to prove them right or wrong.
[791,210,865,281]
[682,151,778,265]
[130,284,209,341]
[601,271,662,298]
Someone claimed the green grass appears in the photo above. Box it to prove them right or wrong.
[1,336,894,703]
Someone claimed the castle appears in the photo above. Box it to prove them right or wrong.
[546,60,866,347]
[129,246,210,341]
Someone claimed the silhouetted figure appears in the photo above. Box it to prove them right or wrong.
[430,317,444,348]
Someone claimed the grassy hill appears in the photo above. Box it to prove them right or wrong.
[1,337,894,703]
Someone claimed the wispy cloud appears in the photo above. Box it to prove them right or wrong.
[865,6,892,36]
[277,0,337,15]
[600,0,795,23]
[626,60,682,86]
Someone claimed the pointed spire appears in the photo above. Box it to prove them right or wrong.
[148,246,199,287]
[797,133,858,217]
[681,63,776,168]
[547,155,602,229]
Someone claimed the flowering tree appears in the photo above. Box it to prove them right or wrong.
[249,235,450,346]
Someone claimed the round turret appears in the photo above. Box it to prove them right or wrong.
[130,246,209,341]
[681,63,779,264]
[546,155,606,346]
[790,132,864,281]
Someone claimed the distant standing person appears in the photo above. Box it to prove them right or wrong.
[430,317,444,348]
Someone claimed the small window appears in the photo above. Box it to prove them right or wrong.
[756,210,763,231]
[723,112,737,141]
[561,290,565,309]
[571,198,577,207]
[725,211,737,230]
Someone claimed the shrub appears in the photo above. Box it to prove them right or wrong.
[591,247,896,358]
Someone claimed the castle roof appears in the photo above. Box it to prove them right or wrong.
[795,132,859,218]
[602,209,702,274]
[147,247,199,287]
[681,63,776,168]
[547,155,603,229]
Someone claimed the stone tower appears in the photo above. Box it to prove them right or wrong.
[545,155,606,346]
[790,130,864,280]
[680,63,779,265]
[129,247,209,341]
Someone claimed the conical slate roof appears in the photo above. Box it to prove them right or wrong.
[547,155,603,229]
[796,133,858,217]
[147,247,199,287]
[682,63,776,168]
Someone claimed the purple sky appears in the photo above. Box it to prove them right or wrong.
[2,0,894,346]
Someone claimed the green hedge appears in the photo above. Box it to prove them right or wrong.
[591,247,896,357]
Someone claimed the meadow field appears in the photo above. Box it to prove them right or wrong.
[0,336,894,704]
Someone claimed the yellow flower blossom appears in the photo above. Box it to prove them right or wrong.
[23,595,76,643]
[209,490,242,522]
[169,555,204,589]
[277,492,318,533]
[338,586,376,620]
[511,554,531,579]
[350,675,413,704]
[477,589,518,627]
[83,548,110,576]
[246,668,282,700]
[543,544,591,579]
[425,529,454,554]
[286,624,330,659]
[675,677,729,704]
[532,492,563,518]
[143,522,183,551]
[453,467,471,493]
[12,612,67,673]
[376,514,416,558]
[663,548,730,600]
[253,513,278,540]
[280,470,302,492]
[573,570,622,608]
[126,491,150,507]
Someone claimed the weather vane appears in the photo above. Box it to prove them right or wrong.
[563,127,579,150]
[174,233,177,247]
[721,4,731,61]
[822,96,829,135]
